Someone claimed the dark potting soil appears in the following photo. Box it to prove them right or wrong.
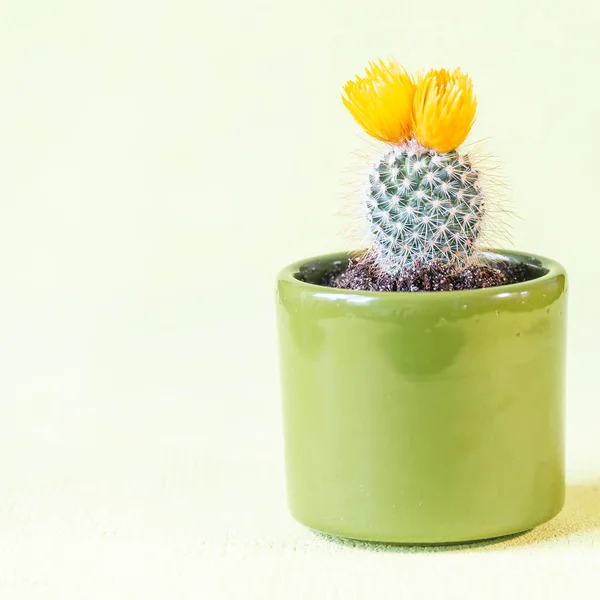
[321,257,537,293]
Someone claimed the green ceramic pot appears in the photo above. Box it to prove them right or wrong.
[276,249,567,544]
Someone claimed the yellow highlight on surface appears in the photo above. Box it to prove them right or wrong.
[413,68,477,153]
[342,59,416,144]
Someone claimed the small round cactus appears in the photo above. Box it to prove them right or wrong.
[343,60,492,275]
[367,141,484,274]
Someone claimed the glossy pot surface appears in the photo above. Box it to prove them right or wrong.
[276,250,567,543]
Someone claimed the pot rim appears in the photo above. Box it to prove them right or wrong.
[277,248,567,300]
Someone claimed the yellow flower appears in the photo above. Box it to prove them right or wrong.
[412,68,477,153]
[342,59,416,144]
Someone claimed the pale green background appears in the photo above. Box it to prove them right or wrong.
[0,0,599,597]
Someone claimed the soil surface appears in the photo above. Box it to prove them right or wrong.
[321,256,537,292]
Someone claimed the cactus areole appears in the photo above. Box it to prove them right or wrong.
[276,58,568,544]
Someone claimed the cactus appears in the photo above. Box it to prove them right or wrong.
[367,141,483,274]
[343,60,489,275]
